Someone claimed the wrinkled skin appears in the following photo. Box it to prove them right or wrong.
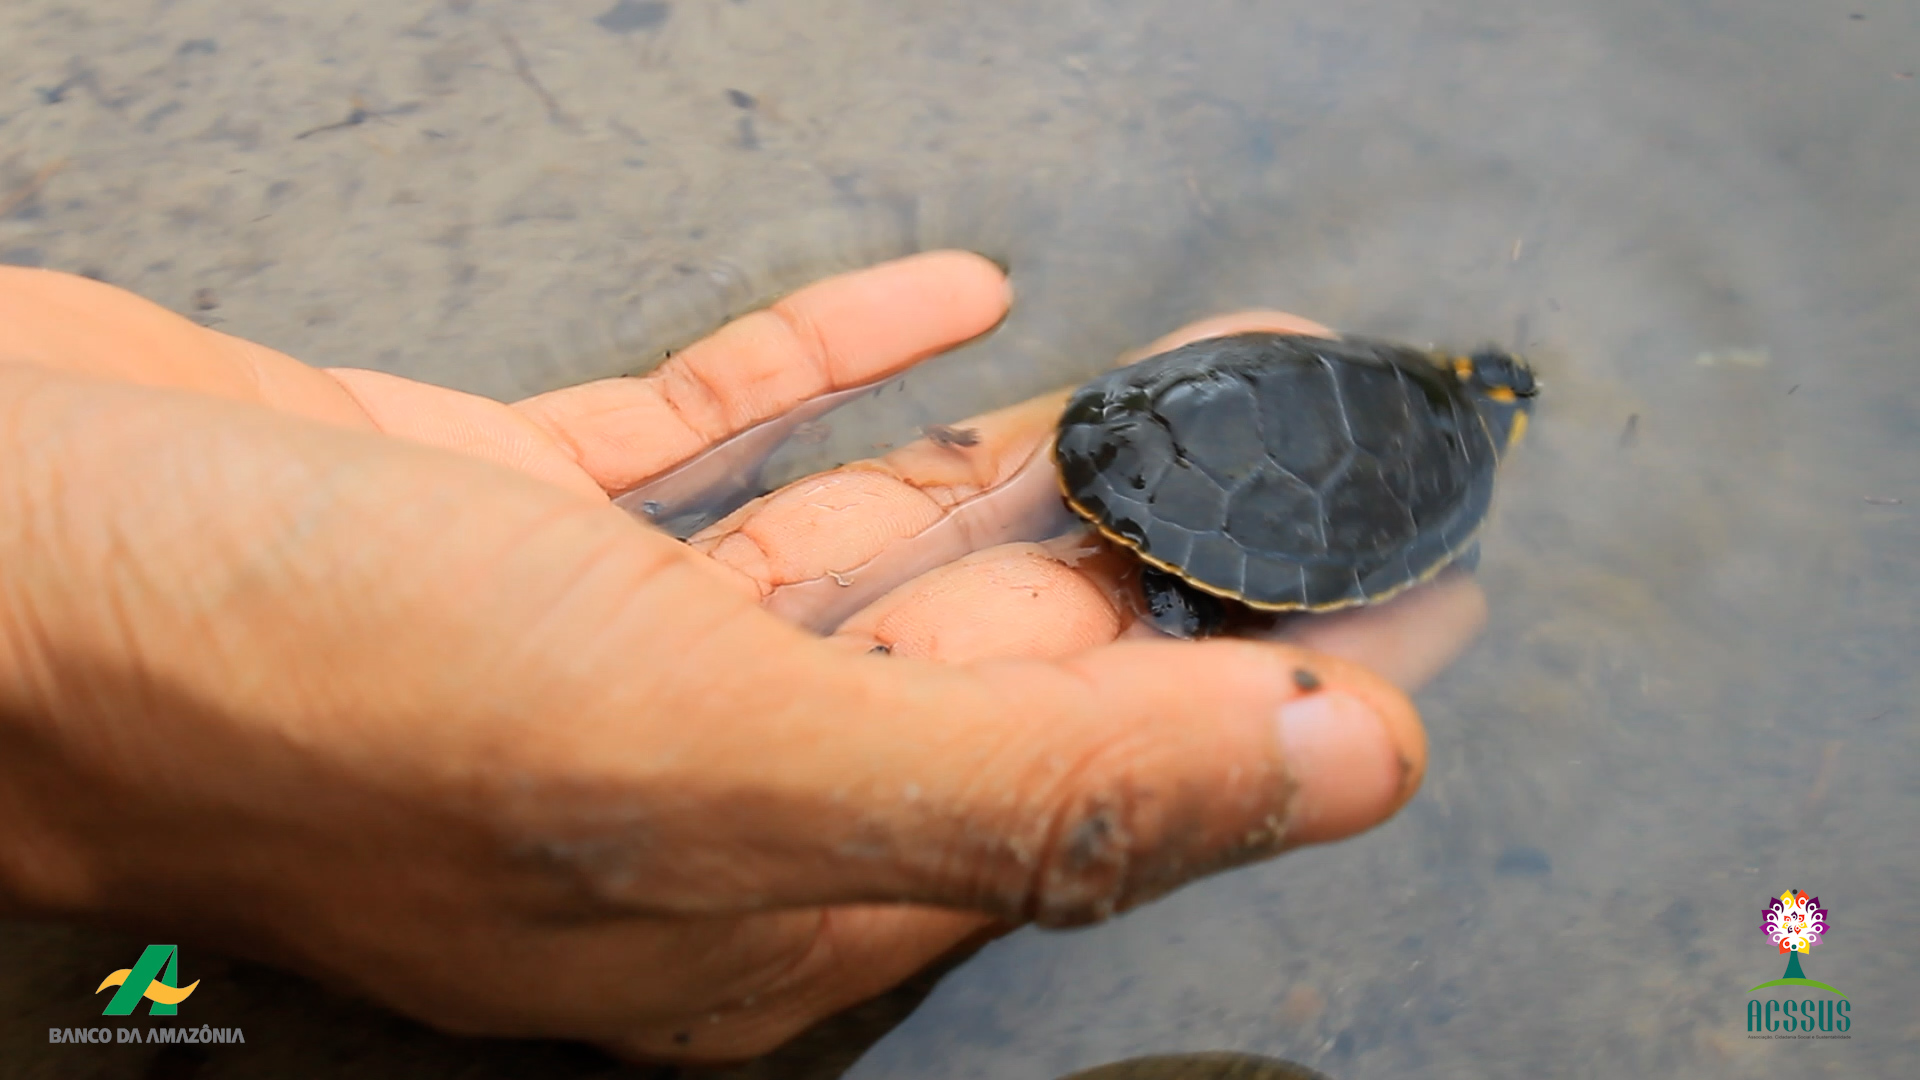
[0,253,1484,1062]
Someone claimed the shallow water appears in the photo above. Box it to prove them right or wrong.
[2,0,1915,1077]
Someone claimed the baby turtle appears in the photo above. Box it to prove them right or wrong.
[1055,332,1537,637]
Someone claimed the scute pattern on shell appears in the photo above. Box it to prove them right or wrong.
[1055,333,1499,611]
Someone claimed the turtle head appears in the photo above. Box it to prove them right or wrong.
[1450,347,1539,451]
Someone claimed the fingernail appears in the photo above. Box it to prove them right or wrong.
[1275,691,1405,842]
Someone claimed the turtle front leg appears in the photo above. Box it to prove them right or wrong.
[1140,567,1227,639]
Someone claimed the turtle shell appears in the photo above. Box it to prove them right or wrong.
[1054,332,1507,612]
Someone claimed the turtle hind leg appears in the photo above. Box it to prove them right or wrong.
[1140,567,1227,639]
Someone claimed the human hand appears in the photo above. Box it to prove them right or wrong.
[0,253,1477,1061]
[657,304,1485,687]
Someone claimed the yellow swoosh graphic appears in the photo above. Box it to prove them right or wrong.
[94,968,200,1005]
[94,969,130,993]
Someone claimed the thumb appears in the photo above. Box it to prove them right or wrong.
[618,634,1424,927]
[862,640,1425,925]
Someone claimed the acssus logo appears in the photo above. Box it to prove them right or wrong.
[1746,889,1851,1038]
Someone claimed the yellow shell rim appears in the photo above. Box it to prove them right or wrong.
[1057,481,1480,614]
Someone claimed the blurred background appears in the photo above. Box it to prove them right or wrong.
[2,0,1915,1076]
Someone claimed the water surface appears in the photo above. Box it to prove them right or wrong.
[1,0,1914,1076]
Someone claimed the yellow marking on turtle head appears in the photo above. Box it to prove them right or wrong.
[1486,386,1517,404]
[1506,410,1530,448]
[1451,356,1474,381]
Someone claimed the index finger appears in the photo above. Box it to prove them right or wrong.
[514,250,1012,495]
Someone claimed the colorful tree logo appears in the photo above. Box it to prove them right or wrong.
[1750,889,1845,997]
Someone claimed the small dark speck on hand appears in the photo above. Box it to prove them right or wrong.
[869,644,892,656]
[726,88,756,109]
[1291,668,1321,692]
[923,424,981,448]
[596,0,671,33]
[192,287,219,311]
[1494,846,1552,876]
